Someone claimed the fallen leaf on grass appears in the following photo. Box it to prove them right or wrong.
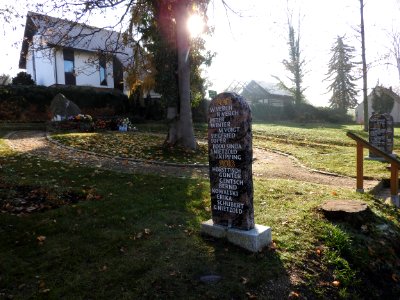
[184,229,193,236]
[169,271,180,276]
[241,277,249,284]
[269,242,277,251]
[37,236,46,245]
[39,280,46,289]
[100,265,108,272]
[288,291,300,298]
[246,292,257,299]
[332,280,340,287]
[38,280,50,293]
[392,273,399,282]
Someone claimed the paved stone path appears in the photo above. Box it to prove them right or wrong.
[5,130,379,190]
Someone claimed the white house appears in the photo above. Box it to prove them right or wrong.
[19,12,133,92]
[355,86,400,123]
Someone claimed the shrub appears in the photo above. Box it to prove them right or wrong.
[11,72,35,85]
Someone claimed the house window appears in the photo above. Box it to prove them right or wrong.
[63,49,76,85]
[99,56,107,86]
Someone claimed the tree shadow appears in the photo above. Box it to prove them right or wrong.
[0,137,297,299]
[320,196,400,299]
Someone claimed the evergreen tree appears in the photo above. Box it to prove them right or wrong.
[325,36,358,113]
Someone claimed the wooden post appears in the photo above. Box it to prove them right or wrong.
[356,142,364,193]
[390,164,399,207]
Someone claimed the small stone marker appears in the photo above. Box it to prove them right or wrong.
[201,92,271,252]
[368,113,394,160]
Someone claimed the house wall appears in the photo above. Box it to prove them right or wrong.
[73,50,114,88]
[25,36,56,86]
[25,35,115,89]
[34,47,56,86]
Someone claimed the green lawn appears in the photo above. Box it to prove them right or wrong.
[2,124,400,298]
[252,123,395,178]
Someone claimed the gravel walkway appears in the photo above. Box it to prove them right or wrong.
[5,130,379,190]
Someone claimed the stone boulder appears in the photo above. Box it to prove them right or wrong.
[50,93,81,121]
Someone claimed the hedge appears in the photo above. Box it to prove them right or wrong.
[0,85,128,121]
[251,102,354,124]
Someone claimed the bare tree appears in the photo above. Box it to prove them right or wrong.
[382,30,400,82]
[0,74,11,86]
[273,14,306,106]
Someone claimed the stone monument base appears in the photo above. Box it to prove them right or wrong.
[201,219,272,252]
[365,153,396,162]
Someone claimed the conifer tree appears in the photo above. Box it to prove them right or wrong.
[325,36,358,113]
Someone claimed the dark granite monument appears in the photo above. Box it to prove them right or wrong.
[50,93,81,121]
[208,92,254,230]
[368,113,394,159]
[201,92,271,252]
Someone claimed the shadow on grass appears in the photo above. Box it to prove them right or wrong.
[319,196,400,299]
[0,148,294,299]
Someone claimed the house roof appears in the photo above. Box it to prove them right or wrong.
[239,80,293,102]
[19,11,133,69]
[253,81,292,97]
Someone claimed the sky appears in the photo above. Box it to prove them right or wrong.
[1,0,400,107]
[205,0,400,106]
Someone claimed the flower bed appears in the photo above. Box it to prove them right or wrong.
[49,115,136,132]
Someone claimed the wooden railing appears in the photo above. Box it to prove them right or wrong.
[347,131,400,206]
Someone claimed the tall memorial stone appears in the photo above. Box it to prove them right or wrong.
[368,113,394,160]
[208,92,254,230]
[201,92,271,252]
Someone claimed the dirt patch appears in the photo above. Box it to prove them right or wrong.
[0,180,88,216]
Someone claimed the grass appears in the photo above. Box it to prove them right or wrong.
[252,122,395,178]
[2,124,400,298]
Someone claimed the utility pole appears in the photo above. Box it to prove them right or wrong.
[360,0,368,131]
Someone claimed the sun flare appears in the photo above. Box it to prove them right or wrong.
[187,14,204,38]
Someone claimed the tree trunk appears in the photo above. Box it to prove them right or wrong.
[166,1,197,150]
[360,0,368,131]
[397,57,400,82]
